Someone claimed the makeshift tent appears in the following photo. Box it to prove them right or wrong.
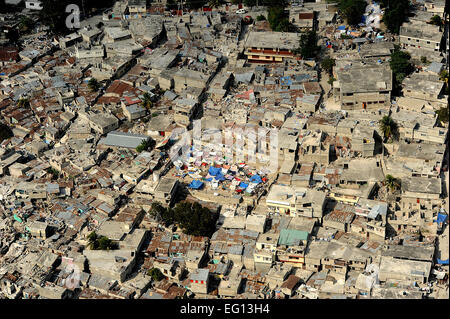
[434,213,448,224]
[188,180,204,189]
[250,174,262,184]
[214,173,225,181]
[208,167,221,176]
[239,182,249,189]
[437,258,449,265]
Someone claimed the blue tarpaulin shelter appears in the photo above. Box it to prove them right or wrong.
[250,174,262,184]
[280,76,292,86]
[434,213,448,224]
[214,173,225,181]
[337,25,346,30]
[189,180,204,189]
[208,167,221,176]
[239,182,248,189]
[437,258,449,265]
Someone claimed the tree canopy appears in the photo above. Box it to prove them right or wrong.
[0,123,13,143]
[379,115,399,142]
[150,201,218,237]
[148,268,165,281]
[39,0,116,34]
[430,15,443,26]
[87,232,118,250]
[385,174,401,192]
[256,14,266,21]
[267,6,294,32]
[334,0,366,26]
[389,46,413,95]
[321,57,335,75]
[380,0,410,34]
[88,78,100,92]
[297,30,320,59]
[141,93,153,110]
[17,98,30,108]
[136,140,151,153]
[436,105,449,123]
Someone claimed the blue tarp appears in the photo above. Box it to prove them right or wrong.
[437,258,449,265]
[189,180,204,189]
[434,213,448,224]
[239,182,248,189]
[214,173,225,181]
[337,26,346,30]
[280,76,292,86]
[250,174,262,184]
[205,177,213,182]
[208,167,221,176]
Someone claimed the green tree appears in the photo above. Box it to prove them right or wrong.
[439,69,449,95]
[321,57,335,76]
[136,140,151,153]
[88,78,100,92]
[439,70,449,84]
[380,0,409,34]
[385,174,401,192]
[151,201,218,237]
[185,0,207,9]
[436,105,449,123]
[0,123,13,143]
[268,7,286,31]
[208,0,221,8]
[430,15,442,26]
[148,268,165,281]
[46,167,60,180]
[334,0,366,26]
[173,202,218,237]
[150,202,174,226]
[39,0,69,34]
[97,236,114,250]
[340,33,353,39]
[19,16,34,33]
[87,231,117,250]
[327,76,336,85]
[141,92,153,111]
[263,0,287,6]
[256,14,266,21]
[17,98,30,108]
[420,56,428,64]
[379,115,399,142]
[298,30,320,59]
[389,46,413,95]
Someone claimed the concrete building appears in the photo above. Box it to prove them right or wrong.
[399,22,442,52]
[378,256,432,284]
[333,64,392,110]
[243,31,299,63]
[189,268,209,294]
[99,131,151,150]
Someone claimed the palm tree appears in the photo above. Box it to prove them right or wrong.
[17,98,30,108]
[385,174,401,193]
[379,115,398,142]
[88,78,100,92]
[141,92,153,110]
[439,70,449,84]
[208,0,221,8]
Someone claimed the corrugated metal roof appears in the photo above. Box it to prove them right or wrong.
[99,131,150,149]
